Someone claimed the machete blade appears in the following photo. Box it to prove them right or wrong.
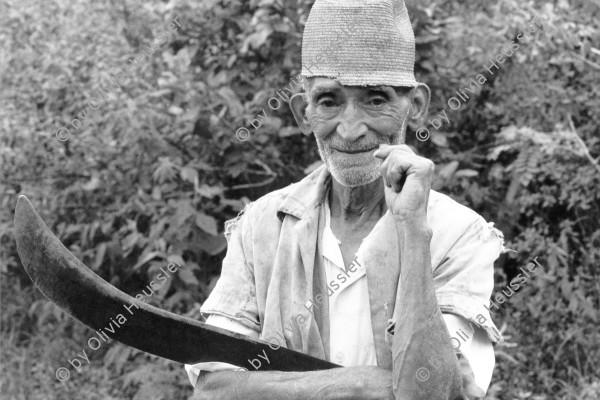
[13,195,338,372]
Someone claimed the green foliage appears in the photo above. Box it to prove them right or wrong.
[408,1,600,398]
[1,0,599,399]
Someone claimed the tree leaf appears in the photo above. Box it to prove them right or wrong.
[180,166,198,183]
[167,254,185,267]
[196,184,224,198]
[132,251,165,271]
[195,212,219,236]
[92,242,107,271]
[217,86,244,116]
[279,126,301,137]
[178,267,199,285]
[431,131,449,147]
[153,157,179,184]
[455,169,479,178]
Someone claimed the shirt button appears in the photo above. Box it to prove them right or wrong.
[335,352,345,363]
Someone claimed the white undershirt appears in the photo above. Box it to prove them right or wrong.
[321,196,377,367]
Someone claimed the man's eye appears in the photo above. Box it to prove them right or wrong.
[317,98,337,107]
[368,97,387,106]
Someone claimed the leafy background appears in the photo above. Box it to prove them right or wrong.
[1,0,599,399]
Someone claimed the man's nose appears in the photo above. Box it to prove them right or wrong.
[336,102,368,141]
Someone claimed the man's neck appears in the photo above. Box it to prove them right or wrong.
[329,177,387,224]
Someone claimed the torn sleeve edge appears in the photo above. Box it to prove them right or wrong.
[199,309,261,331]
[437,293,504,345]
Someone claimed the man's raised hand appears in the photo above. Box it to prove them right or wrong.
[373,144,434,220]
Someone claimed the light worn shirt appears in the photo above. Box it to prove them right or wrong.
[186,196,496,391]
[186,165,506,396]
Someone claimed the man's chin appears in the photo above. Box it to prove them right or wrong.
[328,165,382,188]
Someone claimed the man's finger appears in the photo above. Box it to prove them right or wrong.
[373,144,393,159]
[380,157,392,187]
[385,159,411,192]
[388,168,404,192]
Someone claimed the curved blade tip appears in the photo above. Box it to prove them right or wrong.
[14,195,36,226]
[16,194,32,209]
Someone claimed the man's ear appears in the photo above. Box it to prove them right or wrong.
[407,83,431,131]
[289,93,313,136]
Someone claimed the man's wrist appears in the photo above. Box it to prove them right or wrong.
[393,214,432,238]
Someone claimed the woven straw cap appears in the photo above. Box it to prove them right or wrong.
[301,0,417,87]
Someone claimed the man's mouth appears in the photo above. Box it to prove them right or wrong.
[332,146,379,154]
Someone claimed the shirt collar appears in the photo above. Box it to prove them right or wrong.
[277,164,331,220]
[322,195,345,268]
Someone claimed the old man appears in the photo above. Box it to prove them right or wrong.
[187,0,506,399]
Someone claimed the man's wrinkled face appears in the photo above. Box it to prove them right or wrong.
[304,77,414,187]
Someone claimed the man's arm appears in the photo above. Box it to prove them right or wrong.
[185,314,260,387]
[194,366,395,400]
[189,317,395,400]
[375,144,463,400]
[390,215,462,400]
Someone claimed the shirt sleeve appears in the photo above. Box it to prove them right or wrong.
[200,203,261,331]
[184,314,259,387]
[185,205,262,388]
[442,313,495,396]
[433,215,505,345]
